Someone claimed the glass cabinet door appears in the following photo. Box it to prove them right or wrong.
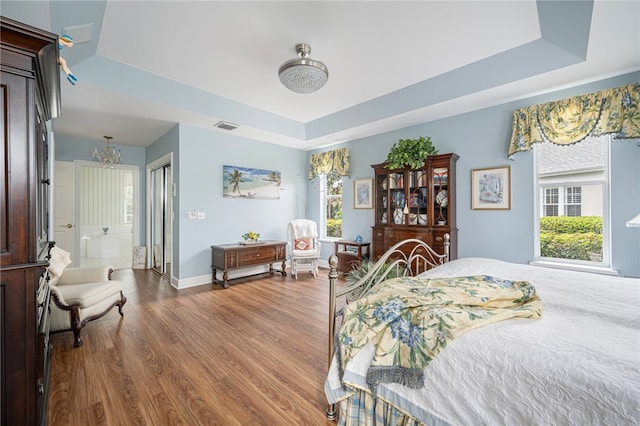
[376,173,388,224]
[408,169,428,226]
[389,172,405,224]
[433,167,449,226]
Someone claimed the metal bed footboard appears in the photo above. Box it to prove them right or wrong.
[326,235,450,420]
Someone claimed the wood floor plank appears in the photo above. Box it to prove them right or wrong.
[138,391,186,426]
[47,267,343,425]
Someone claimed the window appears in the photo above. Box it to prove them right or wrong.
[541,186,582,217]
[320,173,342,239]
[543,187,559,216]
[565,186,582,216]
[535,136,609,265]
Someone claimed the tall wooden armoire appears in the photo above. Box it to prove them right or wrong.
[1,16,61,426]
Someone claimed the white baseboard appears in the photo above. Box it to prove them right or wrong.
[174,263,289,289]
[171,259,335,289]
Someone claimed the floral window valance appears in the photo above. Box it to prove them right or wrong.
[308,148,350,180]
[508,83,640,158]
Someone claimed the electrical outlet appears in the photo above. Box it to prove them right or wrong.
[197,211,205,220]
[188,210,198,220]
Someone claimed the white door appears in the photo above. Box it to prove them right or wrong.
[54,161,76,264]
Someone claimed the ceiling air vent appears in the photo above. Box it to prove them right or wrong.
[214,121,238,131]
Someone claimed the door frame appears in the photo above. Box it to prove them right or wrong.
[53,161,77,265]
[146,153,174,273]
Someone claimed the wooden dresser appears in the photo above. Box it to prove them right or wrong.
[1,17,61,426]
[211,241,287,288]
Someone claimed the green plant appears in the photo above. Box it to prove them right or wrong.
[346,258,405,287]
[539,216,603,261]
[385,136,438,170]
[540,232,602,261]
[326,219,342,238]
[540,216,602,234]
[242,230,260,241]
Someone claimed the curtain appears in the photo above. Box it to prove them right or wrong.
[508,83,640,158]
[309,148,350,180]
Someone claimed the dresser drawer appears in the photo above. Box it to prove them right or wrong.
[238,247,276,266]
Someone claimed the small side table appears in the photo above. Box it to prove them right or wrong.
[334,240,371,275]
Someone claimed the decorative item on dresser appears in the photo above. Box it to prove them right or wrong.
[371,152,458,261]
[0,17,61,426]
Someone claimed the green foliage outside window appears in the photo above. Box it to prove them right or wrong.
[540,216,602,261]
[326,219,342,238]
[326,173,343,238]
[540,216,602,234]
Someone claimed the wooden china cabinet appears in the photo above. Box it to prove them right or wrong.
[371,153,458,261]
[1,17,61,426]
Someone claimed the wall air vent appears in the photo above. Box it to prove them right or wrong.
[214,121,238,131]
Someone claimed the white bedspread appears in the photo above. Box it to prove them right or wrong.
[326,257,640,425]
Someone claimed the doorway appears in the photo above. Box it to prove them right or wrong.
[54,161,139,269]
[149,157,172,278]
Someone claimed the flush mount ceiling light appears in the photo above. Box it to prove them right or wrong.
[278,43,329,94]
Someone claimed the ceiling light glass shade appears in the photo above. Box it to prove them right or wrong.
[279,43,328,94]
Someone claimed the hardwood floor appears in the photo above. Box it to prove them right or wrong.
[47,267,344,425]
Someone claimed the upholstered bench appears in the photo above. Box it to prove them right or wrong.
[48,247,126,347]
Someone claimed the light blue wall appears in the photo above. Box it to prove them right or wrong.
[315,72,639,277]
[610,139,640,273]
[162,125,307,280]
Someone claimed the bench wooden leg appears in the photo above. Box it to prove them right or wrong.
[70,306,84,347]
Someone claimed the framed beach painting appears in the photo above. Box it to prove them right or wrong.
[223,165,281,199]
[472,166,511,210]
[354,178,373,209]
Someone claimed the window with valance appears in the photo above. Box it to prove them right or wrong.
[508,83,640,158]
[308,148,350,180]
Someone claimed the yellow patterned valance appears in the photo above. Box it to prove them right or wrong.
[508,83,640,158]
[308,148,350,180]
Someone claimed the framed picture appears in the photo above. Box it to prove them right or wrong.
[354,178,373,209]
[472,166,511,210]
[223,165,281,199]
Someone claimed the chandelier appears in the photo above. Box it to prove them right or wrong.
[92,135,121,168]
[278,43,328,94]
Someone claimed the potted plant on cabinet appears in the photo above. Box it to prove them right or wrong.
[384,136,438,170]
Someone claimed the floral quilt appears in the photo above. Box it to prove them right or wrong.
[335,275,543,391]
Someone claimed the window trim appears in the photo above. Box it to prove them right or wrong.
[533,136,612,269]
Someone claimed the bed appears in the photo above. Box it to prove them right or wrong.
[325,238,640,425]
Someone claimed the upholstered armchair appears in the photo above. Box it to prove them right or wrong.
[47,247,126,347]
[287,219,321,279]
